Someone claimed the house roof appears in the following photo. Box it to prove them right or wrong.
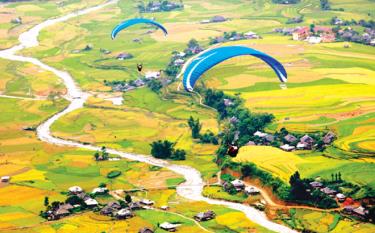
[336,193,346,199]
[69,186,83,193]
[84,198,98,206]
[300,134,314,143]
[284,134,297,142]
[160,222,180,229]
[139,228,154,233]
[309,181,323,188]
[231,179,245,187]
[320,187,337,195]
[245,186,260,193]
[254,131,267,138]
[117,208,132,216]
[353,206,367,216]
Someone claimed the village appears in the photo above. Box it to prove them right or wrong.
[37,184,217,232]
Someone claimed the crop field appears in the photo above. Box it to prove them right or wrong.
[0,0,374,232]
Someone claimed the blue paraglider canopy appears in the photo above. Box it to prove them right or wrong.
[111,18,168,39]
[182,46,287,92]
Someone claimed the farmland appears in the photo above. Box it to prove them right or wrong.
[0,0,374,232]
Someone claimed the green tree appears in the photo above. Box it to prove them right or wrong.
[94,151,100,161]
[125,194,132,203]
[188,116,202,139]
[172,149,186,160]
[150,140,174,159]
[44,197,49,207]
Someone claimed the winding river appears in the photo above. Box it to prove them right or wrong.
[0,1,296,232]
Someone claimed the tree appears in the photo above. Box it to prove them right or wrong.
[338,172,342,181]
[94,151,100,161]
[125,194,132,203]
[99,183,106,188]
[101,146,109,160]
[310,24,315,34]
[335,173,338,182]
[289,171,309,200]
[150,140,174,159]
[188,116,202,139]
[147,79,163,92]
[172,149,186,160]
[187,39,199,49]
[44,197,49,207]
[331,173,334,181]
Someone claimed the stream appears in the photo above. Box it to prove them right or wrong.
[0,1,296,232]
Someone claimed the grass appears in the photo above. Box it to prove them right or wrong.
[202,185,248,203]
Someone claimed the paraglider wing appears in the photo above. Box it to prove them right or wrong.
[111,18,168,39]
[182,46,287,92]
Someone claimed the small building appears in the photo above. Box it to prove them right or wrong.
[296,142,307,150]
[100,206,116,216]
[265,135,275,142]
[284,134,297,143]
[134,79,145,87]
[245,186,260,195]
[92,187,108,195]
[352,206,368,219]
[116,53,133,60]
[159,222,180,232]
[107,201,122,210]
[145,71,161,80]
[280,144,295,151]
[292,26,309,41]
[342,205,354,214]
[194,210,216,222]
[246,141,256,146]
[223,98,233,107]
[230,179,245,191]
[200,19,211,24]
[140,199,155,206]
[160,205,169,210]
[300,135,315,149]
[307,36,322,44]
[336,193,346,202]
[1,176,10,182]
[320,187,337,196]
[323,131,336,144]
[129,202,143,210]
[54,208,70,218]
[68,186,83,194]
[175,51,186,58]
[139,228,154,233]
[253,131,267,138]
[244,31,259,39]
[309,181,323,189]
[174,58,185,66]
[84,198,98,207]
[211,15,226,23]
[116,208,133,219]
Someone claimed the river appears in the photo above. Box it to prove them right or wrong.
[0,1,296,232]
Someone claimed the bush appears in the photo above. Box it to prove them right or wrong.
[107,170,122,179]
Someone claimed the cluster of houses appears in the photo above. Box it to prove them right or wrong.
[210,31,261,44]
[105,70,161,92]
[222,179,265,209]
[200,15,227,24]
[139,1,183,13]
[246,130,336,152]
[273,26,336,44]
[308,181,371,220]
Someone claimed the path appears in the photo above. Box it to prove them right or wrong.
[0,2,297,232]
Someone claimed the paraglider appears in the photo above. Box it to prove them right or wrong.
[182,45,287,92]
[137,63,143,72]
[111,18,168,40]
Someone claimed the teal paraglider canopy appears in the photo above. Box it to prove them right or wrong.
[182,46,287,92]
[111,18,168,39]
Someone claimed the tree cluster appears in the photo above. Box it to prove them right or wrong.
[150,140,186,160]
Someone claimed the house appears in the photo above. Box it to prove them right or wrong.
[1,176,10,182]
[68,186,83,194]
[309,181,323,189]
[145,71,161,80]
[139,228,154,233]
[107,201,122,210]
[100,206,116,216]
[280,144,295,151]
[230,179,245,191]
[116,208,133,219]
[246,141,256,146]
[194,210,216,222]
[133,38,141,43]
[352,206,369,219]
[134,79,145,87]
[160,205,169,210]
[211,15,226,23]
[336,193,346,202]
[84,198,98,207]
[140,199,155,206]
[174,58,185,66]
[175,51,186,58]
[307,36,322,44]
[320,187,337,196]
[323,131,336,144]
[265,135,275,142]
[200,19,211,24]
[244,31,260,39]
[284,134,297,143]
[321,33,336,43]
[159,222,180,232]
[77,192,90,201]
[343,205,354,214]
[188,46,204,54]
[223,98,233,106]
[292,26,309,41]
[54,207,70,218]
[343,197,354,206]
[230,116,238,124]
[254,131,267,138]
[92,187,108,195]
[245,186,260,195]
[296,142,307,150]
[116,53,133,60]
[129,202,143,210]
[300,135,315,149]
